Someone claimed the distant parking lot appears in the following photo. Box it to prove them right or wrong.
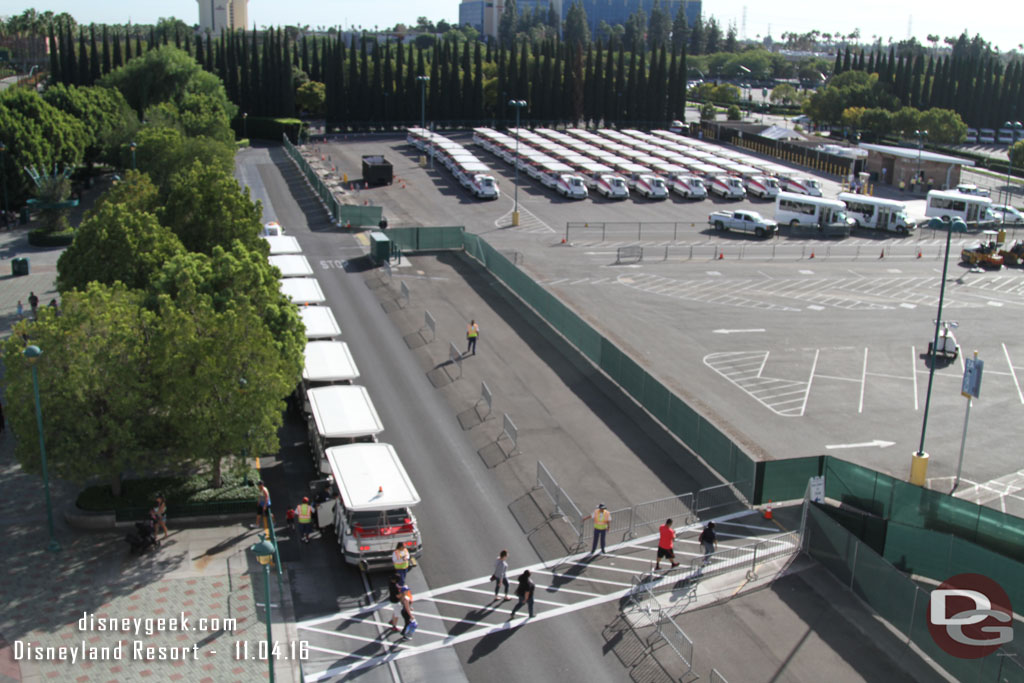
[315,131,1024,515]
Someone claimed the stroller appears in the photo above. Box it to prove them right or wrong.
[125,519,161,554]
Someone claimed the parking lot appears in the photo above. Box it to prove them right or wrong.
[316,131,1024,516]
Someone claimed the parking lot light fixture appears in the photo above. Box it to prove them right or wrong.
[1003,121,1022,206]
[509,99,527,226]
[914,130,928,191]
[912,217,968,486]
[250,534,276,683]
[23,345,61,553]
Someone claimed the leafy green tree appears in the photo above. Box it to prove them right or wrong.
[0,88,87,203]
[770,83,800,105]
[1011,140,1024,170]
[100,45,234,121]
[0,284,170,495]
[296,81,326,116]
[56,202,185,293]
[859,107,894,139]
[131,125,234,195]
[891,106,921,138]
[841,106,866,131]
[144,90,236,143]
[160,161,264,255]
[726,104,742,120]
[41,84,139,167]
[699,102,716,121]
[88,169,161,217]
[917,107,967,144]
[711,83,740,104]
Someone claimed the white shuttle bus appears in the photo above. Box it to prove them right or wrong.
[299,305,341,340]
[307,385,385,475]
[838,193,915,234]
[925,190,994,225]
[775,192,851,228]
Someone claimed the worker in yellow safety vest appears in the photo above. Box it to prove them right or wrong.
[296,497,313,544]
[393,541,411,581]
[466,320,479,355]
[586,503,611,554]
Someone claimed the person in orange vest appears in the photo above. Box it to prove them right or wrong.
[466,320,479,355]
[296,497,314,543]
[586,503,611,554]
[392,541,411,582]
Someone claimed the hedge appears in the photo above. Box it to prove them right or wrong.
[77,468,260,513]
[28,228,74,247]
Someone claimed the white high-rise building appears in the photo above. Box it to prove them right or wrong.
[197,0,249,34]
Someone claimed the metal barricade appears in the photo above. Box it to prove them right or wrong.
[477,381,493,419]
[655,617,695,677]
[629,493,696,538]
[424,310,436,341]
[694,483,743,514]
[399,280,410,307]
[710,668,729,683]
[448,341,463,379]
[535,461,584,534]
[616,246,643,263]
[580,505,633,542]
[498,413,519,455]
[747,531,801,580]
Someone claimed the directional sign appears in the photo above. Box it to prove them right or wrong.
[961,357,983,399]
[809,475,825,503]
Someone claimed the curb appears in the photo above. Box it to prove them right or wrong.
[65,508,252,530]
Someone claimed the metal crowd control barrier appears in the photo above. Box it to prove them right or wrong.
[689,530,802,583]
[623,575,695,678]
[710,668,729,683]
[399,280,410,307]
[477,381,493,419]
[535,461,583,524]
[655,617,695,677]
[629,493,696,538]
[694,483,742,515]
[448,341,463,379]
[616,246,642,264]
[498,413,519,455]
[424,311,436,341]
[381,259,392,281]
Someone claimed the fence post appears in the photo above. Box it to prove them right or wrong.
[400,280,410,307]
[424,310,436,341]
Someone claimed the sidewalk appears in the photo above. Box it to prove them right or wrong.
[0,190,299,682]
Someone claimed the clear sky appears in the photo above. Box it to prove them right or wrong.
[1,0,1019,53]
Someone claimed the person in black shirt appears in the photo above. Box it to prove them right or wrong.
[699,521,717,565]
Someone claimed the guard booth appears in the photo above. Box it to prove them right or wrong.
[369,231,392,265]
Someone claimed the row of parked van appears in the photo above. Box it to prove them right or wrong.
[407,127,500,199]
[965,127,1024,145]
[265,225,424,572]
[469,126,826,204]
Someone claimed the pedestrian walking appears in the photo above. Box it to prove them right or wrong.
[386,574,403,633]
[899,179,906,192]
[392,541,411,582]
[398,581,416,638]
[509,570,535,619]
[655,518,679,570]
[491,550,510,600]
[296,497,314,543]
[16,301,23,319]
[466,319,479,355]
[151,494,168,539]
[699,521,718,565]
[28,291,39,318]
[252,481,271,529]
[585,503,610,554]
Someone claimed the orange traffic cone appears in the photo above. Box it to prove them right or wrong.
[879,249,885,259]
[561,238,566,244]
[378,486,383,493]
[763,500,774,520]
[809,250,815,259]
[364,182,368,190]
[718,251,724,260]
[917,250,922,259]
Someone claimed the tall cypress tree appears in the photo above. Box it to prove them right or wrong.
[584,41,597,125]
[603,40,615,124]
[311,37,322,83]
[78,28,90,86]
[194,34,204,70]
[101,25,111,75]
[833,50,843,76]
[473,41,484,122]
[48,22,61,83]
[89,25,101,84]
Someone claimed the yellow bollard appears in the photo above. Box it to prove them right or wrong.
[909,452,929,486]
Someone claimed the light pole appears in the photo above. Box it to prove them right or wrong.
[0,140,7,218]
[914,129,928,192]
[250,534,276,683]
[910,217,968,486]
[417,75,430,166]
[509,99,527,226]
[129,141,136,170]
[243,112,248,140]
[24,345,61,553]
[1003,120,1019,205]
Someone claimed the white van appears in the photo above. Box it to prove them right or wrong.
[978,129,996,144]
[965,128,978,144]
[269,254,314,278]
[670,175,707,199]
[709,175,746,199]
[301,340,360,413]
[280,277,326,306]
[784,176,823,197]
[307,385,384,475]
[775,191,853,229]
[324,443,422,571]
[298,305,341,340]
[745,175,781,199]
[838,192,914,234]
[925,189,995,225]
[262,221,284,237]
[264,235,302,255]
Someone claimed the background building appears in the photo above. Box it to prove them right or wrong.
[460,0,701,40]
[197,0,249,34]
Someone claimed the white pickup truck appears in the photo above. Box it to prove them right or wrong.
[708,210,779,238]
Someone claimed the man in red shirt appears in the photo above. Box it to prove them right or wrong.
[655,518,680,570]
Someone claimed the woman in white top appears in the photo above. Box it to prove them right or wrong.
[491,549,510,600]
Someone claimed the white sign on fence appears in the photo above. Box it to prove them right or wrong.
[809,475,825,503]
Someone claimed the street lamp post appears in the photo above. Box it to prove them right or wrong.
[23,345,61,553]
[914,129,928,192]
[509,99,527,226]
[243,112,248,140]
[910,217,968,486]
[1003,120,1019,205]
[0,141,8,217]
[129,141,136,171]
[417,76,430,166]
[250,534,276,683]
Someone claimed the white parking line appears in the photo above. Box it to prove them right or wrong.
[1004,343,1024,404]
[801,349,820,416]
[859,348,868,413]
